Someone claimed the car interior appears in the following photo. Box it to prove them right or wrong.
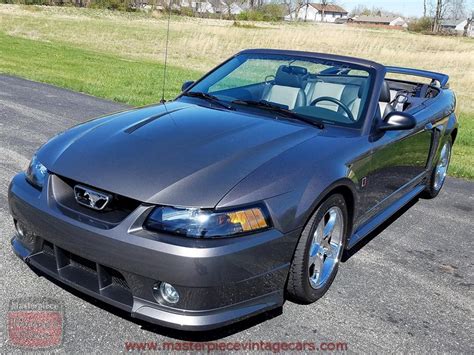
[209,63,441,125]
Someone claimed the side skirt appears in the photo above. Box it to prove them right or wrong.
[347,184,425,249]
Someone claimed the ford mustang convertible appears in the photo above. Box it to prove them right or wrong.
[9,49,458,331]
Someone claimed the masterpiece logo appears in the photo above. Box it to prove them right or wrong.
[7,297,65,349]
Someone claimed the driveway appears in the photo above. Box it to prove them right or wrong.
[0,75,472,353]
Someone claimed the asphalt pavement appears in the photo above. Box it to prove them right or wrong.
[0,75,473,353]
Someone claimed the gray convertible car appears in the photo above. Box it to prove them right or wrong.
[9,49,458,331]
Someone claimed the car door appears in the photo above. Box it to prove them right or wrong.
[362,116,433,218]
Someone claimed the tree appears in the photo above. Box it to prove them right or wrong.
[449,0,466,19]
[431,0,467,32]
[304,0,309,22]
[320,0,330,22]
[349,5,400,17]
[433,0,444,32]
[222,0,244,17]
[464,16,472,36]
[282,0,306,21]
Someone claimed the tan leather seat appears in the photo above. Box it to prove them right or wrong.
[262,66,308,109]
[306,81,363,119]
[378,81,395,118]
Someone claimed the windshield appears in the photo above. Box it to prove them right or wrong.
[188,53,374,128]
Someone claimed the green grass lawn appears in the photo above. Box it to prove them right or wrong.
[0,32,201,105]
[0,32,472,179]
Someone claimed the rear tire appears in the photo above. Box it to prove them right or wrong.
[422,137,452,199]
[286,194,348,304]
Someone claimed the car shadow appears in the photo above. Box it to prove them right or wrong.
[27,264,282,341]
[341,196,419,262]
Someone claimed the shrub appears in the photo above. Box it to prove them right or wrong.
[90,0,131,11]
[179,6,194,18]
[237,4,284,22]
[408,17,433,33]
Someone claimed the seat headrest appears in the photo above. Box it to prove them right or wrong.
[379,81,391,103]
[274,65,308,89]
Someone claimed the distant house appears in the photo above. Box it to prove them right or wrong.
[440,19,474,36]
[180,1,243,15]
[349,15,408,28]
[292,3,348,22]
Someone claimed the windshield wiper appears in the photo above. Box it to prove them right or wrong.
[232,99,324,129]
[182,91,234,110]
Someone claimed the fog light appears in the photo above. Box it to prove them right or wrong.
[14,221,37,251]
[154,282,179,304]
[15,221,25,238]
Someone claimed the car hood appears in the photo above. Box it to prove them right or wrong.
[38,101,318,208]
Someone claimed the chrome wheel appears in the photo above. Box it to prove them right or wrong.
[433,142,451,191]
[308,206,344,289]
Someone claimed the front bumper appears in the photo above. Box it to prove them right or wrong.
[8,173,299,331]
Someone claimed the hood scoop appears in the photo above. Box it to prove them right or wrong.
[124,107,185,134]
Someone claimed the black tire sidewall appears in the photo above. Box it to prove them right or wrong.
[299,194,349,302]
[424,137,452,199]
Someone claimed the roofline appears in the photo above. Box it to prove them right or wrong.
[308,3,348,13]
[237,49,385,71]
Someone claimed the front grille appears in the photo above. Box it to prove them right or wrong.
[50,174,141,227]
[42,240,54,256]
[70,253,97,274]
[109,268,131,291]
[32,239,133,310]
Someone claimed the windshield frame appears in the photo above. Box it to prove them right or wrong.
[176,49,384,131]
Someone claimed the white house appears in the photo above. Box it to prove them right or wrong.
[292,3,348,22]
[441,19,474,36]
[349,15,408,28]
[180,1,243,15]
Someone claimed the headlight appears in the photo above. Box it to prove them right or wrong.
[144,205,271,238]
[26,155,48,189]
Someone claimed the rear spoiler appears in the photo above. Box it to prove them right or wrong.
[386,66,449,88]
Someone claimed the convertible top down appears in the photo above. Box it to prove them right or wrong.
[9,49,458,330]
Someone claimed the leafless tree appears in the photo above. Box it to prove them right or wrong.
[221,0,246,17]
[282,0,306,21]
[433,0,445,32]
[432,0,467,32]
[449,0,466,19]
[463,15,472,36]
[320,0,330,22]
[303,0,309,22]
[350,4,401,18]
[208,0,223,17]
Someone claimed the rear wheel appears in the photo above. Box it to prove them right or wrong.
[287,194,348,304]
[422,138,452,199]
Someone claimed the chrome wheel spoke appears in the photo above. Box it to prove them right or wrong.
[328,241,340,260]
[308,206,344,289]
[323,210,337,238]
[313,218,324,244]
[434,142,451,191]
[308,243,319,265]
[309,254,324,284]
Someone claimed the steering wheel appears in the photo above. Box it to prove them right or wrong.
[310,96,355,122]
[264,75,275,85]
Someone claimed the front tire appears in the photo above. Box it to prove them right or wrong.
[422,137,452,199]
[286,194,348,304]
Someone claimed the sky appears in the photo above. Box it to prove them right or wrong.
[340,0,474,18]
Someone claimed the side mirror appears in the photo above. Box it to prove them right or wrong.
[181,81,195,92]
[378,111,417,131]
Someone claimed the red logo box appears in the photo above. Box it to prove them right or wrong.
[8,298,64,349]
